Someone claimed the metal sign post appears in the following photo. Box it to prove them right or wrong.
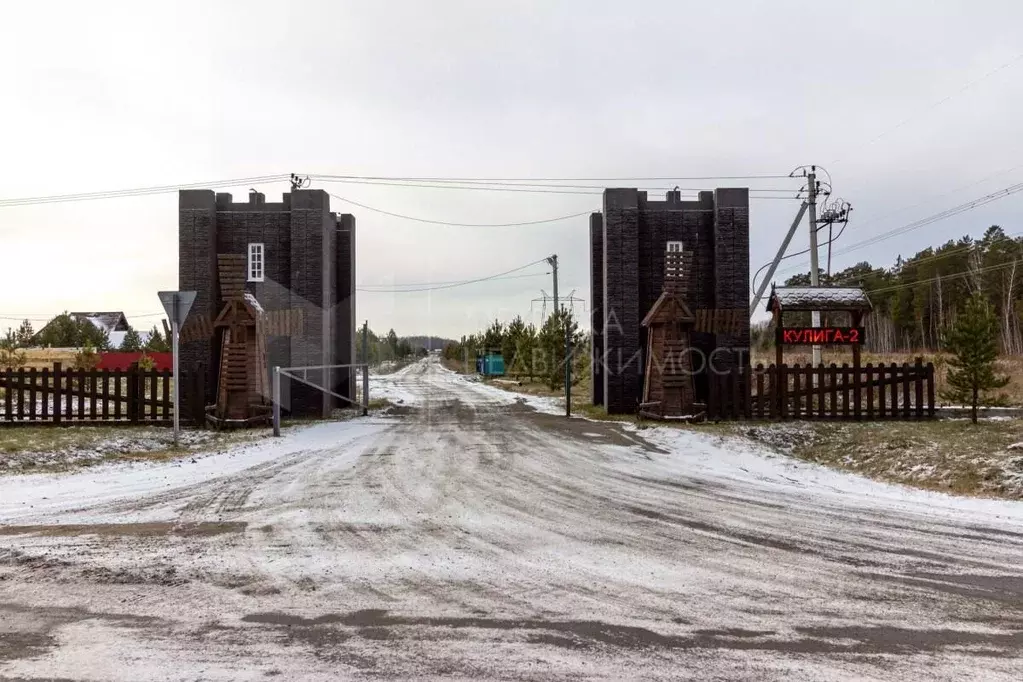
[158,291,196,445]
[272,367,281,437]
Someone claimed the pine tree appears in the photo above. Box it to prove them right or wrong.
[145,326,170,352]
[502,316,527,373]
[73,341,101,370]
[537,309,577,389]
[0,328,26,369]
[14,319,34,347]
[120,326,143,351]
[941,292,1010,423]
[386,329,398,360]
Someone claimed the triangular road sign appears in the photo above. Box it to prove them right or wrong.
[158,291,197,327]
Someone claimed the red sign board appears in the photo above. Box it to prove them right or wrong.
[97,352,173,371]
[778,327,864,345]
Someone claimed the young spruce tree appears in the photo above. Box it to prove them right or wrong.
[120,326,143,351]
[940,292,1009,423]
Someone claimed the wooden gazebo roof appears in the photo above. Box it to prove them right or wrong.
[767,286,872,314]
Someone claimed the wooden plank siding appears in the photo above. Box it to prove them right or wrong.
[706,358,936,422]
[0,362,206,427]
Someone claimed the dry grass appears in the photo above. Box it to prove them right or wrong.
[0,425,260,474]
[752,349,1023,406]
[19,349,78,371]
[440,357,472,374]
[735,419,1023,499]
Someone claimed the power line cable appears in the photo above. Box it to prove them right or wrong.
[773,181,1023,279]
[328,193,591,227]
[775,162,1023,280]
[830,52,1023,165]
[827,229,1023,287]
[826,182,1023,256]
[0,175,290,207]
[356,258,549,293]
[312,173,792,182]
[0,172,797,209]
[311,175,798,194]
[750,219,850,294]
[359,271,548,290]
[863,259,1018,297]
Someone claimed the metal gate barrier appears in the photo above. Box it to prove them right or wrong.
[272,363,370,436]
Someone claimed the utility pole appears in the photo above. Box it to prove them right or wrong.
[565,319,572,418]
[806,168,822,367]
[749,202,809,315]
[546,255,559,314]
[361,321,369,416]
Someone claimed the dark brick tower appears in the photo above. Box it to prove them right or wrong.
[590,188,750,414]
[178,189,356,418]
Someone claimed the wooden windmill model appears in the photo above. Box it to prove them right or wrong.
[210,254,271,422]
[180,254,304,426]
[639,244,697,420]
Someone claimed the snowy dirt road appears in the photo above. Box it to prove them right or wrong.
[2,357,1023,680]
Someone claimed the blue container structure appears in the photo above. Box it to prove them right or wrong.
[476,351,505,377]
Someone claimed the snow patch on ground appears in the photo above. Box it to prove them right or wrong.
[0,418,391,523]
[454,374,565,415]
[370,361,423,405]
[638,424,1023,525]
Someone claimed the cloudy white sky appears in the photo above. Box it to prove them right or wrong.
[2,1,1021,340]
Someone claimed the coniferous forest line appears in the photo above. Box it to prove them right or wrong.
[754,225,1023,354]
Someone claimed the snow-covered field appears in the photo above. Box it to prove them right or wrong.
[2,356,1022,680]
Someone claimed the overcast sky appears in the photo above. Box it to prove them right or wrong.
[2,1,1022,340]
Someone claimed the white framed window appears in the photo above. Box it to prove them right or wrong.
[248,243,265,282]
[666,241,683,253]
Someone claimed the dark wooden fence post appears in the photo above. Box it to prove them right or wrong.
[28,367,38,421]
[148,368,158,421]
[791,366,800,419]
[755,364,765,419]
[927,362,935,419]
[3,367,11,422]
[128,367,139,424]
[16,367,25,421]
[76,368,85,420]
[779,363,788,419]
[40,367,50,421]
[52,363,62,425]
[902,362,911,419]
[865,363,874,419]
[65,367,74,420]
[889,362,899,419]
[88,369,97,420]
[162,370,171,422]
[853,360,862,421]
[113,370,123,420]
[743,365,752,420]
[101,372,110,421]
[816,362,825,419]
[841,363,850,420]
[914,357,924,420]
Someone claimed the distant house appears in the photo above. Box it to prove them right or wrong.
[35,311,152,349]
[69,312,131,348]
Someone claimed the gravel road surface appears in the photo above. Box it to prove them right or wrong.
[2,358,1022,680]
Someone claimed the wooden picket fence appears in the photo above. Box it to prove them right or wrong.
[0,362,206,426]
[707,358,936,421]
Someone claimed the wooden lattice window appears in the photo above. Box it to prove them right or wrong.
[248,243,264,282]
